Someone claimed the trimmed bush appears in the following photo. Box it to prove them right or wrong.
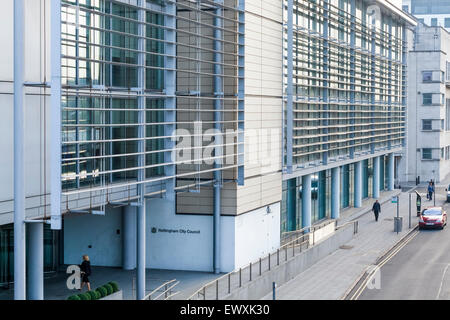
[104,284,113,296]
[67,294,81,300]
[96,286,107,298]
[77,293,91,300]
[108,281,119,293]
[86,290,98,300]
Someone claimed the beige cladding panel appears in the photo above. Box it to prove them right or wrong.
[176,1,283,216]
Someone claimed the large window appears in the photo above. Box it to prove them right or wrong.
[422,119,433,131]
[412,0,450,14]
[423,71,433,82]
[445,18,450,28]
[422,148,433,160]
[423,93,433,105]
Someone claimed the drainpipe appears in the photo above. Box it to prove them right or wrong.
[14,0,26,300]
[213,0,223,274]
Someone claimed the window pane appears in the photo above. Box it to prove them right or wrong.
[423,71,432,82]
[423,93,432,105]
[423,148,432,160]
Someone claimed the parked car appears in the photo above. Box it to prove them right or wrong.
[419,207,447,230]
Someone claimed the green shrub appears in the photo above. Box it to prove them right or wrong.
[86,290,98,300]
[77,293,91,300]
[94,290,101,299]
[67,294,81,300]
[104,284,113,296]
[108,281,119,293]
[96,286,107,298]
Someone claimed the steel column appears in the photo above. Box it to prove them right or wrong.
[213,0,224,274]
[286,0,294,173]
[50,0,62,230]
[13,0,26,300]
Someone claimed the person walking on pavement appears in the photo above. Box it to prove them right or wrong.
[372,200,381,222]
[428,182,434,201]
[79,255,92,292]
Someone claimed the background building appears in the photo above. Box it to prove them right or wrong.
[402,0,450,31]
[400,23,450,184]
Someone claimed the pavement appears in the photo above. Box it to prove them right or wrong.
[262,184,449,300]
[0,267,222,300]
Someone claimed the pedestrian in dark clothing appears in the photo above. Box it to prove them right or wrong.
[79,255,91,292]
[428,183,434,201]
[372,200,381,222]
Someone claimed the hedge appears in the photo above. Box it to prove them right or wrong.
[104,284,113,296]
[96,286,108,298]
[108,281,119,293]
[77,293,91,300]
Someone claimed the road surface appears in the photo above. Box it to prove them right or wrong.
[359,198,450,300]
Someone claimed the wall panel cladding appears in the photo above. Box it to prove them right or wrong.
[177,0,283,216]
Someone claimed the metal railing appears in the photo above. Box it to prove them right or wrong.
[143,279,180,300]
[188,219,356,300]
[336,219,359,235]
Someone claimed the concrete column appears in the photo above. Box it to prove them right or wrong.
[354,161,362,208]
[331,167,340,219]
[27,223,44,300]
[122,206,137,270]
[287,178,297,231]
[301,174,312,230]
[373,156,380,199]
[136,201,146,300]
[387,153,395,191]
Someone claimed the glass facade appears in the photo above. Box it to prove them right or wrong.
[411,0,450,15]
[0,224,59,287]
[281,170,331,235]
[284,0,406,168]
[59,0,245,204]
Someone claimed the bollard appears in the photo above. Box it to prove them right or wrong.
[216,280,219,300]
[259,258,262,276]
[249,262,252,281]
[239,268,242,287]
[272,282,276,300]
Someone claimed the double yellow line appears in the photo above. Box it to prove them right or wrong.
[345,228,420,300]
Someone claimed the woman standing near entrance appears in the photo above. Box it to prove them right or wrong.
[79,255,91,292]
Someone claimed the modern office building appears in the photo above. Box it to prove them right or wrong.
[402,0,450,31]
[281,0,415,233]
[399,23,450,184]
[1,0,415,300]
[1,0,283,300]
